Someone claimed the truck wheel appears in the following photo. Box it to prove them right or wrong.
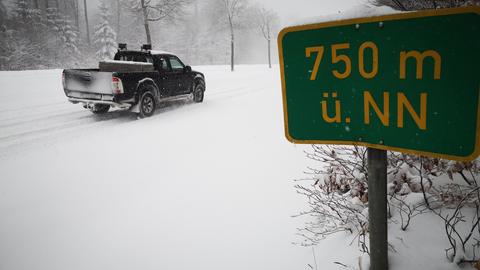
[193,83,204,103]
[138,91,156,118]
[91,104,110,114]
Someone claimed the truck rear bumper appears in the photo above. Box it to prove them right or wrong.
[68,97,132,109]
[66,90,114,101]
[65,90,133,109]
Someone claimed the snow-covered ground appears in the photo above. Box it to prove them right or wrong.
[0,65,476,270]
[0,65,314,270]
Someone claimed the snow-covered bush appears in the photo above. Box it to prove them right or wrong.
[294,145,369,252]
[432,183,480,264]
[296,144,480,266]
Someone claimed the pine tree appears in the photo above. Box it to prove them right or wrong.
[46,7,81,66]
[93,1,117,60]
[13,0,42,26]
[13,0,29,21]
[0,0,7,25]
[59,15,80,56]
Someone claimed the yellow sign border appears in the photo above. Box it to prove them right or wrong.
[278,6,480,162]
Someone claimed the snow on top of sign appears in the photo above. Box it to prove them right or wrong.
[100,60,153,66]
[286,4,401,27]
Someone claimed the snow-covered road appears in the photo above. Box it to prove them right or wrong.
[0,65,312,270]
[0,67,278,158]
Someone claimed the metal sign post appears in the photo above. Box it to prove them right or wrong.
[367,148,388,270]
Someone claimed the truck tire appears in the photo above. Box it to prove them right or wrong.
[193,83,205,103]
[91,104,110,114]
[138,91,156,118]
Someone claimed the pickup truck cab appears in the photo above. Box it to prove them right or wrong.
[62,44,206,118]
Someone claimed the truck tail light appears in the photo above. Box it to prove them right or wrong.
[112,76,124,94]
[62,72,66,88]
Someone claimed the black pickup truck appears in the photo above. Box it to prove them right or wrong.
[62,44,206,118]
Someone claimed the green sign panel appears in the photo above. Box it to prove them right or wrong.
[278,7,480,161]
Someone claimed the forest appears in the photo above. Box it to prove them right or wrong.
[0,0,279,70]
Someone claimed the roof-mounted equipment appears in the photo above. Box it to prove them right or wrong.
[141,44,152,51]
[118,43,127,51]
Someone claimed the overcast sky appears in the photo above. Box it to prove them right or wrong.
[258,0,367,25]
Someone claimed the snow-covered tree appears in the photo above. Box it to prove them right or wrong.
[93,1,117,60]
[0,26,13,70]
[83,0,91,44]
[13,0,30,21]
[46,7,81,65]
[215,0,249,71]
[13,0,42,26]
[251,6,278,68]
[129,0,190,45]
[371,0,479,10]
[60,16,81,56]
[0,0,7,25]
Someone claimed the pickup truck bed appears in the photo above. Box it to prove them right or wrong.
[63,68,153,109]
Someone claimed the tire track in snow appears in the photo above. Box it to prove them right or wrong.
[0,79,269,158]
[0,108,86,128]
[0,110,135,140]
[0,111,137,159]
[0,101,66,114]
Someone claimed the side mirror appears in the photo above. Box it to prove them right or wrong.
[184,65,192,73]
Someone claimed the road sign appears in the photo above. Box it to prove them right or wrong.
[278,7,480,161]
